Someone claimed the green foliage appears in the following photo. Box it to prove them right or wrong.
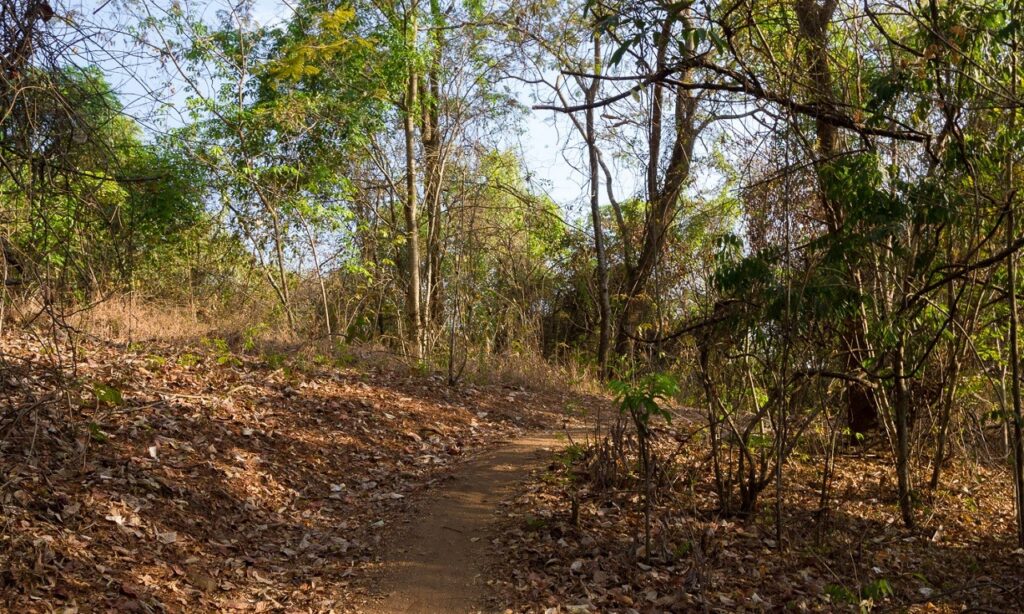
[824,583,858,605]
[4,67,206,293]
[242,323,270,353]
[825,575,894,609]
[88,422,110,444]
[863,578,894,601]
[92,382,124,407]
[177,353,202,368]
[556,442,586,470]
[202,337,240,367]
[609,373,679,426]
[412,360,430,377]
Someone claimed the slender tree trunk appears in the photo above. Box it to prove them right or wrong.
[893,335,915,528]
[1008,204,1024,546]
[614,19,669,356]
[929,272,970,489]
[640,424,652,560]
[699,344,729,512]
[614,63,698,354]
[422,0,444,336]
[929,352,961,489]
[403,4,423,360]
[298,214,332,339]
[269,207,296,331]
[1007,8,1024,546]
[230,200,295,332]
[586,34,612,377]
[794,0,877,437]
[1007,101,1024,546]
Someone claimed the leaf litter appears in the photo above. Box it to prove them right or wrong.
[486,418,1024,613]
[0,332,566,612]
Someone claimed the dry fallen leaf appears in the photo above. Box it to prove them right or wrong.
[157,531,177,544]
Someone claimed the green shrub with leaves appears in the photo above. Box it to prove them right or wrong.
[609,373,679,428]
[608,372,679,560]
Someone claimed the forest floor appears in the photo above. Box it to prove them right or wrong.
[0,331,587,612]
[488,420,1024,613]
[2,331,1023,613]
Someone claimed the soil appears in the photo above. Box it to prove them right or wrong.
[363,433,568,614]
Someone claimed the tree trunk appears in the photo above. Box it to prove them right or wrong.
[893,335,915,528]
[298,214,332,339]
[929,351,961,490]
[699,343,729,513]
[930,273,969,489]
[422,0,444,337]
[1009,205,1024,546]
[269,207,296,332]
[586,34,612,378]
[614,47,698,354]
[1007,13,1024,547]
[794,0,877,437]
[403,6,423,360]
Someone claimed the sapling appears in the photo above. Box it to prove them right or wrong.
[609,372,679,561]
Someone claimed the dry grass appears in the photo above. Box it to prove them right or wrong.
[6,296,605,399]
[65,296,292,347]
[462,349,602,396]
[73,298,213,343]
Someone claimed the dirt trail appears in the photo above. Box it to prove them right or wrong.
[364,432,567,614]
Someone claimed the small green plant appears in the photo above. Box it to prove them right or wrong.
[265,353,286,369]
[862,578,894,601]
[334,349,357,368]
[609,373,679,427]
[87,422,109,443]
[672,540,693,557]
[556,442,586,470]
[608,372,679,560]
[242,323,269,353]
[287,356,311,375]
[177,352,201,367]
[93,382,124,407]
[824,583,858,605]
[841,426,866,443]
[964,495,979,512]
[146,354,167,369]
[748,432,773,450]
[202,337,240,367]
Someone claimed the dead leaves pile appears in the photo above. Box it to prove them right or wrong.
[0,332,558,612]
[489,422,1024,613]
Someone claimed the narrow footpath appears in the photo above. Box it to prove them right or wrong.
[364,432,566,613]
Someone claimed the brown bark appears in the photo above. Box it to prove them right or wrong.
[614,28,699,354]
[794,0,877,436]
[1007,9,1024,547]
[403,5,423,360]
[421,0,444,335]
[893,335,915,528]
[586,34,612,377]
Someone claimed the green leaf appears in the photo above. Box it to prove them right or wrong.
[93,382,124,407]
